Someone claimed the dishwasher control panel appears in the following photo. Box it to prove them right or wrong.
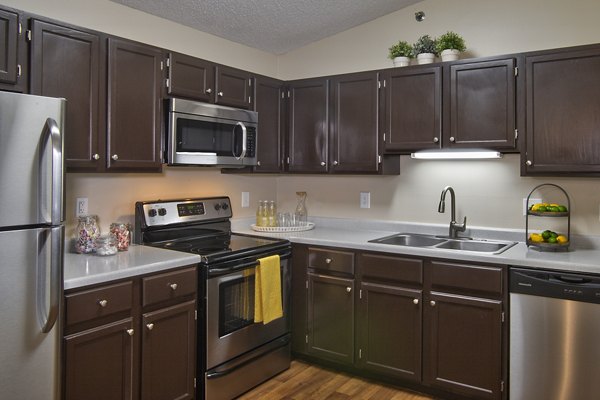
[510,268,600,304]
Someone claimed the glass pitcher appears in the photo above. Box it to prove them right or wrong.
[294,192,307,226]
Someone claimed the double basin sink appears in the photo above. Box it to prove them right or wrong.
[369,233,516,255]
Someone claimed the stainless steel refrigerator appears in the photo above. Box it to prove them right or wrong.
[0,91,65,399]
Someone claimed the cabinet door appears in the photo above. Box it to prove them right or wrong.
[141,300,196,400]
[446,59,516,150]
[357,282,422,382]
[30,19,103,171]
[0,8,18,85]
[385,66,442,152]
[524,47,600,174]
[254,76,285,172]
[64,318,135,400]
[307,273,354,364]
[107,38,163,171]
[288,78,329,173]
[214,65,253,109]
[167,52,215,102]
[424,292,503,400]
[330,71,379,173]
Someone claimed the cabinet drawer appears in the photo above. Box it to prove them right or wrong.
[359,253,423,285]
[66,281,133,326]
[142,267,197,307]
[429,261,503,296]
[308,247,354,275]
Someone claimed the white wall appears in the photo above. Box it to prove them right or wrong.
[275,0,600,235]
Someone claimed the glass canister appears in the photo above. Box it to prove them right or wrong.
[295,192,307,226]
[75,215,100,254]
[94,235,118,256]
[110,223,131,251]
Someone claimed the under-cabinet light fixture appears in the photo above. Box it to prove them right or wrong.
[410,150,503,160]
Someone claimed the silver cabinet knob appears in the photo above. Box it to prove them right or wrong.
[206,88,212,94]
[333,161,339,166]
[169,283,178,291]
[449,137,455,142]
[413,299,419,305]
[126,328,134,336]
[146,323,154,331]
[526,160,532,166]
[433,137,439,143]
[325,258,332,264]
[111,154,118,161]
[217,91,224,97]
[430,300,436,307]
[257,161,261,166]
[346,287,352,293]
[98,299,108,307]
[320,161,326,166]
[92,153,100,160]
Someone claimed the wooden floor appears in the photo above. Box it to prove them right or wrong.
[238,360,435,400]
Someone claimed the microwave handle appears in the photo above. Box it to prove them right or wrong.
[233,121,247,160]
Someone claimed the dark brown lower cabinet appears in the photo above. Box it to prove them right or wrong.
[64,318,134,400]
[357,282,422,381]
[424,292,503,400]
[307,272,354,365]
[141,300,196,400]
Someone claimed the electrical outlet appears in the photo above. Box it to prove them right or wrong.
[241,192,250,208]
[76,197,88,217]
[523,197,542,216]
[360,192,371,209]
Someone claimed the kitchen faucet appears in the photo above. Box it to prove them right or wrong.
[438,186,467,238]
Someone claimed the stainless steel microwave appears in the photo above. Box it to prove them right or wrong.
[166,98,258,167]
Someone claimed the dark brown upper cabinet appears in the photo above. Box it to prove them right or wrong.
[287,77,329,173]
[384,66,442,152]
[0,6,26,92]
[107,38,164,171]
[166,52,214,103]
[253,76,285,172]
[215,64,253,109]
[330,71,380,173]
[29,19,103,171]
[523,45,600,175]
[445,58,517,150]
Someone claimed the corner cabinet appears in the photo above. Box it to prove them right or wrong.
[523,45,600,175]
[29,19,103,171]
[253,76,285,172]
[107,38,164,171]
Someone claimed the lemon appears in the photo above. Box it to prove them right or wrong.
[529,233,544,243]
[556,235,568,244]
[530,204,541,212]
[549,203,559,207]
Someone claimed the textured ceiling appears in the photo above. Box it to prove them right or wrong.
[109,0,422,54]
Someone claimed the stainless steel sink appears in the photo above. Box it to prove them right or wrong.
[369,233,516,255]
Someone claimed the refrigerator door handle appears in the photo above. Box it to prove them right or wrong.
[38,226,64,333]
[39,118,63,225]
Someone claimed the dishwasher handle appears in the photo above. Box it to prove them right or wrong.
[510,267,600,304]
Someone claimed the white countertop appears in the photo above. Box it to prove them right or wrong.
[64,245,201,290]
[233,217,600,275]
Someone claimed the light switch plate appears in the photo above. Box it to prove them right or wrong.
[241,192,250,208]
[523,197,542,215]
[360,192,371,209]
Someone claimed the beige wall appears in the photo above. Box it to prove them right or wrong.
[4,0,600,236]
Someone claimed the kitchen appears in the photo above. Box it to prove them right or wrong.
[1,0,600,399]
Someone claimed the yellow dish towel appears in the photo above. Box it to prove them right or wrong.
[254,255,283,324]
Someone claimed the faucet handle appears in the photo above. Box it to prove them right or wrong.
[458,216,467,231]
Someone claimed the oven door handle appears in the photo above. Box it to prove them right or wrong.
[206,334,290,379]
[208,250,291,277]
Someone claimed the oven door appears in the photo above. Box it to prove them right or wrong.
[205,254,290,369]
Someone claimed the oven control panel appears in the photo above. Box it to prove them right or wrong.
[138,197,232,227]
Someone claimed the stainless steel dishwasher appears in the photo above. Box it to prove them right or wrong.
[510,267,600,400]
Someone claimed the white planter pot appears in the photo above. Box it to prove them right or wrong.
[416,53,435,64]
[392,56,410,67]
[440,49,460,62]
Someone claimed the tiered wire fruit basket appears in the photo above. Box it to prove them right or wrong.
[525,183,570,252]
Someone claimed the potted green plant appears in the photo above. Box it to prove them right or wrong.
[388,40,413,67]
[436,31,466,62]
[413,35,437,64]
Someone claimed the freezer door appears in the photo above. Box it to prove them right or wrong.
[0,227,63,400]
[0,91,65,227]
